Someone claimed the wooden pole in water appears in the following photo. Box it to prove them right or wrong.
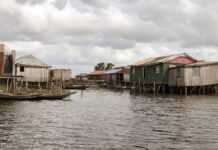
[185,87,187,96]
[153,81,156,95]
[215,85,218,95]
[6,78,9,93]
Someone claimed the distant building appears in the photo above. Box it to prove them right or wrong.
[0,43,16,76]
[105,66,130,87]
[76,73,88,81]
[105,68,123,87]
[87,70,106,80]
[130,53,197,85]
[16,55,50,82]
[50,69,72,81]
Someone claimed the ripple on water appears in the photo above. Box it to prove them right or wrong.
[0,90,217,149]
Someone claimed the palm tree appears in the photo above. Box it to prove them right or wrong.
[94,62,105,71]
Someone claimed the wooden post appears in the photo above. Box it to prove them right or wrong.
[215,85,218,95]
[153,81,156,95]
[203,86,206,95]
[6,78,9,93]
[13,78,16,95]
[185,87,187,96]
[25,81,28,89]
[38,82,41,89]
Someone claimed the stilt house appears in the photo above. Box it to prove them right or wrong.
[105,68,123,87]
[130,53,197,86]
[169,61,218,87]
[105,66,130,87]
[16,55,50,83]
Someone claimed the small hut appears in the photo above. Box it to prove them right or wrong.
[87,70,106,81]
[50,69,72,81]
[105,68,123,87]
[105,66,130,88]
[16,55,50,85]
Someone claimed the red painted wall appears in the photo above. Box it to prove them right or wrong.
[169,56,196,64]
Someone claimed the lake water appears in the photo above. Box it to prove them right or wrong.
[0,89,218,150]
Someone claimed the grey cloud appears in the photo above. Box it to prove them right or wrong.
[1,0,218,74]
[16,0,46,5]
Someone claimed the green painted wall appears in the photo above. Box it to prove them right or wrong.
[130,63,169,84]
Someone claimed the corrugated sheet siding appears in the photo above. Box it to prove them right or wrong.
[50,70,72,81]
[168,68,185,87]
[4,55,13,74]
[170,65,218,86]
[16,66,49,82]
[130,66,144,82]
[130,63,169,84]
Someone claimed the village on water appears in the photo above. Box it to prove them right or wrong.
[1,42,218,100]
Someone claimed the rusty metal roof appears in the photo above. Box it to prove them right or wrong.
[105,69,122,74]
[186,61,218,67]
[88,70,106,75]
[132,53,195,66]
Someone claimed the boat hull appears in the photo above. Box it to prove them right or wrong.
[0,91,76,100]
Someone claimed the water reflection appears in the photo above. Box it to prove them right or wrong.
[0,89,218,149]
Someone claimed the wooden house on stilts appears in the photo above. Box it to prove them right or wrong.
[130,53,197,94]
[15,55,50,88]
[169,61,218,95]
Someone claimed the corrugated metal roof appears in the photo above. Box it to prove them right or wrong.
[88,70,106,75]
[186,61,218,67]
[105,69,122,74]
[133,53,195,66]
[16,55,49,67]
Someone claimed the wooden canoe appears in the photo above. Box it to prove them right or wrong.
[34,91,77,100]
[0,93,39,100]
[0,91,76,100]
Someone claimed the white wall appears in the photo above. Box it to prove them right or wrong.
[16,66,49,82]
[169,65,218,86]
[185,65,218,86]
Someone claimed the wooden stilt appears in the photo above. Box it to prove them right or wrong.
[185,87,187,96]
[6,78,9,93]
[153,81,156,95]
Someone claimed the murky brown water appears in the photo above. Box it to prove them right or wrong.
[0,89,218,149]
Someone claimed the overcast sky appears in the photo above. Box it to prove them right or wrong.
[1,0,218,74]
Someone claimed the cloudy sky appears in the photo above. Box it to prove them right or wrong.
[1,0,218,74]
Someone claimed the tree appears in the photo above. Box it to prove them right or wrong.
[105,63,114,70]
[94,62,105,71]
[94,62,114,71]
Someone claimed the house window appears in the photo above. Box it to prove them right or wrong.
[156,66,160,74]
[193,67,200,77]
[20,66,25,72]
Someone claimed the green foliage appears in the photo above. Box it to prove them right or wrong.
[94,62,114,71]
